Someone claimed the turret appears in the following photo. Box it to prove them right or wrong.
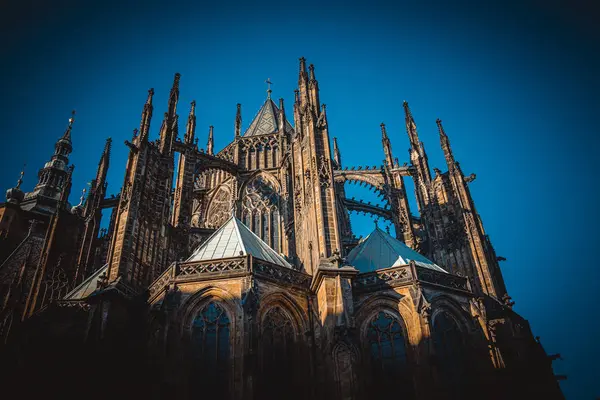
[298,57,310,107]
[403,101,432,210]
[278,98,287,133]
[308,63,320,112]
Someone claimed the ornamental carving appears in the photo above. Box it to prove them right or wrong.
[318,155,331,187]
[206,185,232,228]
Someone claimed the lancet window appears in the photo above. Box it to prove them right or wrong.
[365,311,413,397]
[432,310,468,393]
[241,176,281,252]
[206,185,232,228]
[190,302,231,395]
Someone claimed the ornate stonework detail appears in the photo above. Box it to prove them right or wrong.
[353,265,413,291]
[178,259,246,277]
[253,260,311,288]
[304,168,313,205]
[206,184,232,228]
[318,155,331,187]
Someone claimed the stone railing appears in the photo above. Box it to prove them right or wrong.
[414,266,469,291]
[252,259,311,289]
[353,263,470,293]
[353,265,414,292]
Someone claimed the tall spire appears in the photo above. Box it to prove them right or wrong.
[380,122,394,167]
[61,110,75,142]
[298,57,309,107]
[278,98,287,133]
[333,137,342,168]
[184,100,196,144]
[159,73,181,154]
[96,137,111,184]
[235,103,242,138]
[207,126,214,155]
[437,118,456,170]
[139,88,154,141]
[308,63,320,112]
[403,101,420,149]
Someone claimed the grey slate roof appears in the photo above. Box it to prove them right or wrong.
[346,227,447,274]
[187,215,293,268]
[244,98,294,137]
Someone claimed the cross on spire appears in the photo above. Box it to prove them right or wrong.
[265,78,272,98]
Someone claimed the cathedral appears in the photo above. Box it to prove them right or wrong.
[0,58,564,399]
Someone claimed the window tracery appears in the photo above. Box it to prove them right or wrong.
[365,311,413,398]
[206,185,232,228]
[241,176,281,250]
[190,302,231,395]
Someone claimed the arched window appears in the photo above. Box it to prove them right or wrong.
[241,176,281,248]
[365,311,413,398]
[190,302,231,396]
[432,311,468,394]
[259,306,300,399]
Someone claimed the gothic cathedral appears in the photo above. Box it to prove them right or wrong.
[0,58,564,400]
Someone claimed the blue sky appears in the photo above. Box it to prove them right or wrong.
[1,0,598,398]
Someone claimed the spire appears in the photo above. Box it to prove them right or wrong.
[308,63,320,112]
[278,98,287,133]
[207,126,214,155]
[403,101,420,149]
[235,103,242,138]
[96,137,111,184]
[139,88,154,141]
[168,72,181,118]
[266,78,273,99]
[333,137,342,168]
[61,110,75,142]
[160,73,181,154]
[184,100,196,144]
[437,118,456,169]
[6,165,25,204]
[298,57,309,107]
[380,122,394,167]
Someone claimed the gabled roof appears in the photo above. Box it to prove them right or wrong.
[187,215,292,268]
[244,98,293,137]
[63,263,108,300]
[346,227,447,274]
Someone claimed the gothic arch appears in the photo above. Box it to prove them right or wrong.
[239,172,283,251]
[429,294,472,332]
[206,183,233,228]
[257,291,308,335]
[179,286,241,337]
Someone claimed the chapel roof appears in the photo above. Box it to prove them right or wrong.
[244,97,293,137]
[346,226,447,274]
[186,215,293,268]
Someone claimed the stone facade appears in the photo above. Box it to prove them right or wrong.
[0,58,564,400]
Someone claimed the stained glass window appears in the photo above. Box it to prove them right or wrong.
[432,311,467,393]
[366,311,413,397]
[190,302,230,395]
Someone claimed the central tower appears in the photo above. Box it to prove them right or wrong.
[290,58,341,273]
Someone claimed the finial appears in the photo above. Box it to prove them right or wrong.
[16,164,25,189]
[380,122,388,138]
[308,64,315,80]
[374,219,379,229]
[299,57,307,73]
[68,110,76,127]
[235,103,242,137]
[190,100,196,113]
[265,78,273,98]
[294,89,300,103]
[132,128,138,138]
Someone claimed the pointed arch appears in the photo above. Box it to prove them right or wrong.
[206,183,233,228]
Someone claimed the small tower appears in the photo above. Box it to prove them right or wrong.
[206,126,214,155]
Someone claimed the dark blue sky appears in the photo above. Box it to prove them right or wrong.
[1,1,598,398]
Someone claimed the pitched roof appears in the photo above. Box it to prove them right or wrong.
[244,98,294,137]
[63,263,108,300]
[346,227,447,274]
[186,216,292,268]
